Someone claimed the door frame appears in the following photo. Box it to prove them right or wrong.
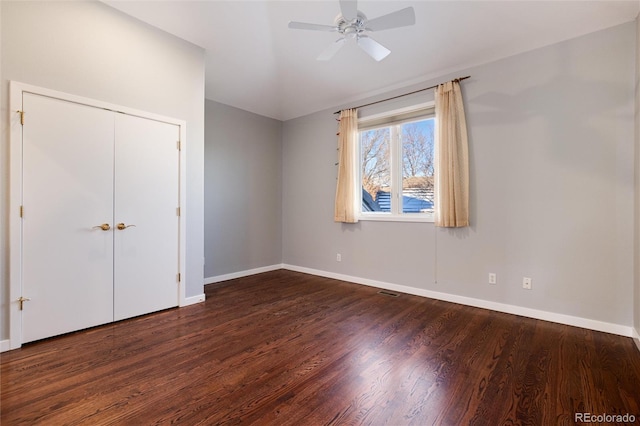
[9,81,188,350]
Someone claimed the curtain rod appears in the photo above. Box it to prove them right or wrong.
[334,76,470,115]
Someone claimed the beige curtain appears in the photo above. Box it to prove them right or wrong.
[434,80,469,227]
[334,108,359,223]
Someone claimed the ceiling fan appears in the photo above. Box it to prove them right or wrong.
[288,0,416,62]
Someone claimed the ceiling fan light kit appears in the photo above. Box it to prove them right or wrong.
[288,0,415,61]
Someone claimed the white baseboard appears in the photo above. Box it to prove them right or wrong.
[282,264,634,338]
[181,293,206,307]
[204,264,284,285]
[1,339,12,353]
[633,328,640,352]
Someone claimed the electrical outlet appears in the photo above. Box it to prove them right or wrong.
[489,273,497,284]
[336,253,342,262]
[523,277,532,290]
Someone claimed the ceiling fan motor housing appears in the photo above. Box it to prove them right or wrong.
[335,12,367,38]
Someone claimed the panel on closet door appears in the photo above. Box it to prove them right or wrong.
[21,93,115,343]
[113,114,180,321]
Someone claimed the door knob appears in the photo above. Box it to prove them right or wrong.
[116,223,136,230]
[92,223,111,231]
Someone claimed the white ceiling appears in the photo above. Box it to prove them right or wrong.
[105,1,639,121]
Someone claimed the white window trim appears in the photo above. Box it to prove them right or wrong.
[357,101,436,223]
[358,212,435,223]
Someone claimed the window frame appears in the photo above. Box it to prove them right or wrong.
[357,102,436,223]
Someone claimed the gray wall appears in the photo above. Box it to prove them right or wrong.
[635,12,640,339]
[204,100,282,278]
[283,22,636,327]
[1,1,206,341]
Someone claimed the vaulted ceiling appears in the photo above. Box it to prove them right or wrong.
[105,1,639,121]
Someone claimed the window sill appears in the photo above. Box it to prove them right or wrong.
[357,214,434,223]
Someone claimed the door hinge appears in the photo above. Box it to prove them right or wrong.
[177,273,181,283]
[19,206,24,218]
[17,110,25,125]
[177,140,181,151]
[18,296,31,310]
[176,207,181,217]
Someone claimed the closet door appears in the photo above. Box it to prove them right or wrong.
[113,114,180,321]
[21,93,115,343]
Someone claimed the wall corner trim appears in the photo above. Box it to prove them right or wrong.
[281,264,634,338]
[204,264,284,285]
[633,328,640,353]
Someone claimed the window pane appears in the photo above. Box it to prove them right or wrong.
[361,128,391,212]
[401,119,434,214]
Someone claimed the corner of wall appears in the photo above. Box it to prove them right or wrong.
[635,11,640,349]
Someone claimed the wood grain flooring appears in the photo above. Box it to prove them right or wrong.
[2,270,640,425]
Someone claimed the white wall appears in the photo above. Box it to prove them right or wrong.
[283,22,636,330]
[0,1,205,342]
[204,100,283,280]
[0,0,5,343]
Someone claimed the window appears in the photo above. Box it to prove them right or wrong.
[358,104,435,222]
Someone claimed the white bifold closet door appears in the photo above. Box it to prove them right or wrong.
[21,93,179,343]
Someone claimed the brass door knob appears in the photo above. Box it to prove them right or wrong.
[92,223,111,231]
[116,223,136,230]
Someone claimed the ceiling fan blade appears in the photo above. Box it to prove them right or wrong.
[366,7,416,31]
[317,38,346,61]
[288,21,338,32]
[357,35,390,61]
[339,0,358,21]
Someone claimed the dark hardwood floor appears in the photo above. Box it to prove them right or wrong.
[2,270,640,425]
